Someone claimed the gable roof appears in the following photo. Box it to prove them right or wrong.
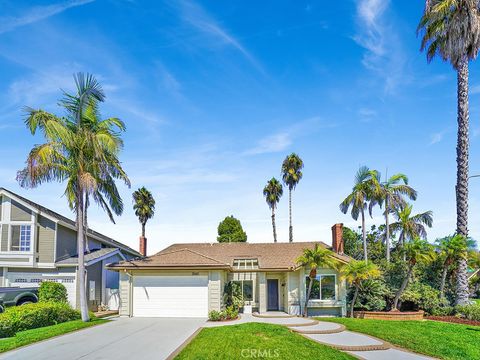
[56,248,123,267]
[108,241,351,271]
[0,188,141,257]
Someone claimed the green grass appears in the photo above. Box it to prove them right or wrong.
[318,317,480,360]
[175,322,354,360]
[473,299,480,305]
[0,318,108,354]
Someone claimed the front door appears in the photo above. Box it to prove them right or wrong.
[267,279,279,311]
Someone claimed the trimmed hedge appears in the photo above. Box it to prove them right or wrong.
[456,303,480,321]
[38,282,68,303]
[0,302,81,338]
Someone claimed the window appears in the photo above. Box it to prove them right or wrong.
[306,275,336,301]
[233,280,254,302]
[10,225,31,252]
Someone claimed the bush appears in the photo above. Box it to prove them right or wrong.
[38,282,68,303]
[351,278,389,311]
[400,282,449,315]
[456,303,480,321]
[0,302,81,338]
[208,306,239,321]
[223,281,243,310]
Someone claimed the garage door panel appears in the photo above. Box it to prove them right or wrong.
[133,275,208,318]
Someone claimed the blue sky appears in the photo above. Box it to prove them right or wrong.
[1,0,480,254]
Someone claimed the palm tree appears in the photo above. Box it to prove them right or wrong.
[340,166,380,262]
[296,244,337,317]
[263,178,283,242]
[281,153,303,242]
[418,0,480,306]
[374,174,417,262]
[390,204,433,258]
[133,187,156,239]
[393,238,434,310]
[436,234,475,298]
[17,73,129,322]
[341,260,381,318]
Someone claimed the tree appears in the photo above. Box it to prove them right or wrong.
[390,204,433,258]
[17,73,129,322]
[340,166,380,262]
[373,174,417,262]
[341,260,381,318]
[217,216,247,242]
[392,238,434,310]
[263,178,283,242]
[418,0,480,306]
[133,187,156,238]
[296,244,337,317]
[281,153,303,242]
[436,234,475,299]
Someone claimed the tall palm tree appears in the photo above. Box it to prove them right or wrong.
[393,238,434,310]
[17,73,129,322]
[281,153,303,242]
[436,234,475,298]
[418,0,480,306]
[341,260,381,318]
[373,174,417,262]
[340,166,380,262]
[390,204,433,258]
[133,187,156,238]
[296,244,337,317]
[263,178,283,242]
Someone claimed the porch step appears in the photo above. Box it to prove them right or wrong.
[289,322,345,334]
[303,331,391,351]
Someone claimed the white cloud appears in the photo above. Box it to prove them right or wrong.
[244,133,292,155]
[429,132,443,145]
[353,0,408,93]
[172,0,264,73]
[358,107,377,122]
[0,0,95,35]
[471,84,480,95]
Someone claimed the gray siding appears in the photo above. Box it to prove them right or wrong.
[1,225,8,252]
[87,261,102,311]
[10,200,32,221]
[119,272,130,316]
[37,215,55,263]
[208,271,222,312]
[0,196,3,221]
[56,225,77,260]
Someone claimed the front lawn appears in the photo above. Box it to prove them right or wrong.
[319,317,480,360]
[0,318,108,353]
[473,299,480,305]
[175,323,354,360]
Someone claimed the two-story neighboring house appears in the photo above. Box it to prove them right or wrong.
[0,188,141,310]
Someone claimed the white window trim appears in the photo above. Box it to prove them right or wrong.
[8,223,34,254]
[233,279,255,304]
[306,274,337,302]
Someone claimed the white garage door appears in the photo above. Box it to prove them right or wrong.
[133,275,208,318]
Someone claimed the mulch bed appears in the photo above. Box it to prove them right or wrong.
[426,316,480,327]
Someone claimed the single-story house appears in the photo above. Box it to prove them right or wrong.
[108,223,350,318]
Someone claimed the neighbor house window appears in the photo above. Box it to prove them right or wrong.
[233,280,254,302]
[10,225,31,252]
[306,275,336,300]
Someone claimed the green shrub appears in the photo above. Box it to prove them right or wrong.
[351,278,389,311]
[456,303,480,321]
[38,282,68,303]
[223,281,243,310]
[0,302,80,338]
[224,306,239,320]
[401,282,449,315]
[208,310,222,321]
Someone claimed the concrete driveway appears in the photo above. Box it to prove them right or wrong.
[0,317,206,360]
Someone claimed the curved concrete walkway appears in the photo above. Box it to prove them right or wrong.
[204,313,436,360]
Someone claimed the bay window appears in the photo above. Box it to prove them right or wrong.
[306,274,336,301]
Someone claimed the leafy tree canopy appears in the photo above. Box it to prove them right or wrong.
[217,215,247,243]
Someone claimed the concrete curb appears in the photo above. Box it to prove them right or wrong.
[291,323,346,334]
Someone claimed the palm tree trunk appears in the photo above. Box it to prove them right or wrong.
[141,222,146,238]
[289,189,293,243]
[385,197,390,262]
[439,264,448,299]
[271,208,277,243]
[76,187,90,322]
[361,208,368,262]
[350,286,359,318]
[83,194,90,253]
[455,59,470,306]
[304,276,313,317]
[393,265,413,311]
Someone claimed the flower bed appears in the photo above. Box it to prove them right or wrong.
[354,310,424,321]
[426,315,480,327]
